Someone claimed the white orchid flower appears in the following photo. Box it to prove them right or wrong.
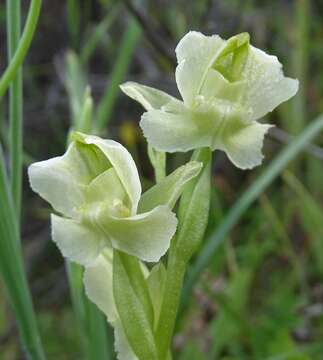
[28,132,201,265]
[121,31,299,169]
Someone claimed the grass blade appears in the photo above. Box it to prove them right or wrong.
[182,115,323,308]
[67,0,81,49]
[95,18,141,132]
[81,4,120,64]
[0,146,45,359]
[6,0,23,221]
[0,0,42,99]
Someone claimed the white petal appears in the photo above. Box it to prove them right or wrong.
[221,120,273,169]
[28,143,87,217]
[101,206,177,262]
[83,251,117,323]
[175,31,224,105]
[51,214,104,266]
[140,106,214,152]
[79,134,142,214]
[242,46,298,120]
[120,82,177,111]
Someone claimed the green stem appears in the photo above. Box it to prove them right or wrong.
[155,240,186,360]
[7,0,23,222]
[0,146,46,360]
[0,0,42,99]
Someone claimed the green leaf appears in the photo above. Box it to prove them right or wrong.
[138,161,202,213]
[113,250,158,360]
[175,148,212,263]
[147,263,167,328]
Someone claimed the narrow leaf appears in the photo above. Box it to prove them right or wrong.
[113,250,158,360]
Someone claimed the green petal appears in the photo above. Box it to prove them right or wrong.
[101,206,177,262]
[175,31,224,106]
[28,144,88,217]
[140,105,214,152]
[241,46,298,121]
[51,214,104,265]
[138,161,202,213]
[200,68,246,102]
[75,133,142,214]
[83,251,117,323]
[212,33,250,82]
[120,82,177,111]
[221,120,273,169]
[85,167,129,210]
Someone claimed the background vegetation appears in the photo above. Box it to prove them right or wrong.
[0,0,323,359]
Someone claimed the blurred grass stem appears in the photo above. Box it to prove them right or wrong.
[95,18,141,132]
[0,0,42,99]
[0,146,45,359]
[6,0,23,221]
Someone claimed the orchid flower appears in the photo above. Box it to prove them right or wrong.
[121,31,298,169]
[28,132,201,265]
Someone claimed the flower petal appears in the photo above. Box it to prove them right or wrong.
[221,120,273,169]
[138,161,202,213]
[175,31,224,105]
[120,82,177,111]
[76,133,142,214]
[140,105,215,152]
[83,251,117,323]
[101,206,177,262]
[51,214,104,266]
[242,46,298,121]
[85,168,129,208]
[28,143,89,217]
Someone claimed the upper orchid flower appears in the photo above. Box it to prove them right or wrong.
[121,31,298,169]
[28,132,201,265]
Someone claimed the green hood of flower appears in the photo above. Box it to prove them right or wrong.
[121,31,298,169]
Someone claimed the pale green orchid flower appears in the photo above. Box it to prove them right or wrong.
[28,132,201,265]
[121,31,299,169]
